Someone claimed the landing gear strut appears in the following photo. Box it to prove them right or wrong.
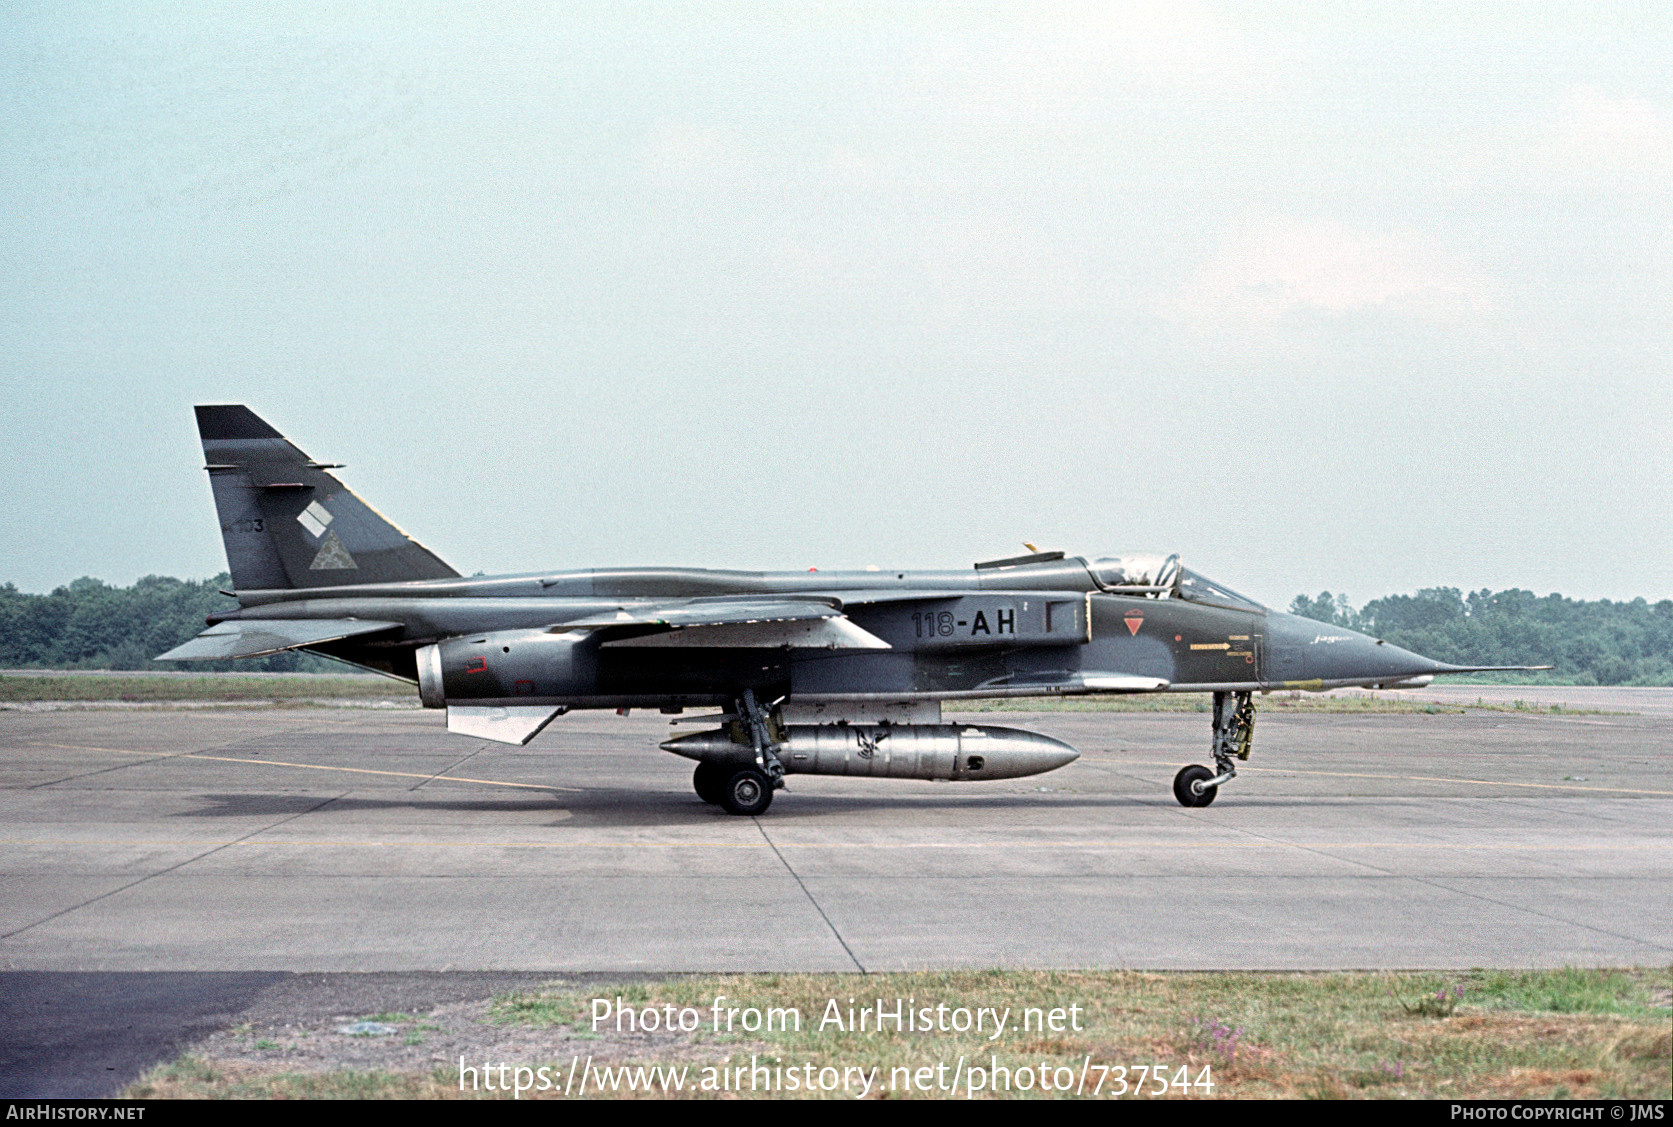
[737,690,786,787]
[699,689,785,816]
[1173,690,1255,808]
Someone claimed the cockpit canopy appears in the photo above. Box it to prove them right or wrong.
[1087,554,1266,612]
[1087,554,1180,593]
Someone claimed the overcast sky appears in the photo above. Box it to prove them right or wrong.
[2,3,1668,607]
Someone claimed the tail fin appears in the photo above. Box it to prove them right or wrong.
[196,405,458,590]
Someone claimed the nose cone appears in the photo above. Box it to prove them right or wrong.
[1266,612,1443,688]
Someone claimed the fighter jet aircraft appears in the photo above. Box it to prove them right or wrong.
[160,405,1536,815]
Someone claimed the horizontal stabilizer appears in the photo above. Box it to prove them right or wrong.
[155,619,400,661]
[447,705,563,745]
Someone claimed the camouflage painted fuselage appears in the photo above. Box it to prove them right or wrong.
[215,559,1453,711]
[164,404,1498,718]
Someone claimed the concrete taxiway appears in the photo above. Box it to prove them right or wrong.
[2,702,1669,973]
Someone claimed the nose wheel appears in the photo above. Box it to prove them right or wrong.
[1173,691,1255,807]
[1173,764,1218,807]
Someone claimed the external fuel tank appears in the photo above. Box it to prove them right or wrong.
[661,723,1078,782]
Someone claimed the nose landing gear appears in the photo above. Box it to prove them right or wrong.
[1173,690,1255,808]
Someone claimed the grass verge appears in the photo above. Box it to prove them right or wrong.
[125,967,1671,1100]
[954,694,1621,716]
[0,672,406,702]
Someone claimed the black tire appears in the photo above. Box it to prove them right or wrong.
[720,769,773,816]
[693,763,726,804]
[1173,764,1218,808]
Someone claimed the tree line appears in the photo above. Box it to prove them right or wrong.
[1289,588,1673,686]
[0,575,332,673]
[2,574,1669,685]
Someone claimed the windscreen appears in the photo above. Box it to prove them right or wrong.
[1176,569,1266,612]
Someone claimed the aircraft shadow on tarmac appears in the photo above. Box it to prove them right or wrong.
[174,793,573,818]
[666,790,1360,819]
[164,787,1298,826]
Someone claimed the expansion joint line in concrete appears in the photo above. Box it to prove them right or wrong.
[33,741,579,794]
[26,727,364,791]
[26,745,208,790]
[754,821,865,974]
[1182,811,1673,955]
[0,791,349,942]
[1394,874,1672,955]
[410,746,486,792]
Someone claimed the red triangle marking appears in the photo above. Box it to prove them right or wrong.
[1124,612,1144,635]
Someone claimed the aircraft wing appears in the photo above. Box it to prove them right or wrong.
[155,619,402,661]
[565,597,891,650]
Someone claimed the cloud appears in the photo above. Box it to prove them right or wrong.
[1168,219,1493,324]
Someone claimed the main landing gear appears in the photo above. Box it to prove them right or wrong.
[1173,690,1255,808]
[691,689,786,816]
[692,762,726,805]
[693,762,776,816]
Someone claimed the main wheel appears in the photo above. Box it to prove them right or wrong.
[1173,764,1218,808]
[693,762,726,805]
[720,768,773,816]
